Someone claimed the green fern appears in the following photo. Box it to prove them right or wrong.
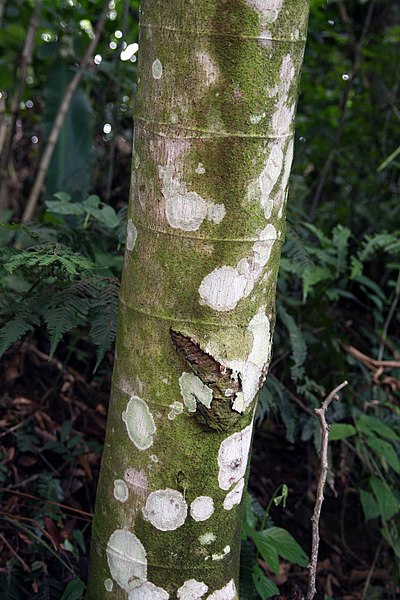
[359,231,400,262]
[278,303,307,381]
[89,278,119,371]
[43,282,90,357]
[4,243,94,276]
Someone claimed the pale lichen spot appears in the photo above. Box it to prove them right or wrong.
[199,228,276,312]
[245,0,284,24]
[207,202,226,224]
[142,489,188,531]
[150,454,159,463]
[199,266,248,312]
[165,192,207,232]
[152,58,163,79]
[122,396,156,450]
[179,372,213,411]
[104,578,113,592]
[126,219,138,251]
[106,529,147,592]
[196,51,219,87]
[113,479,129,502]
[250,112,266,125]
[129,581,169,599]
[168,401,184,420]
[190,496,215,522]
[209,545,230,561]
[195,162,205,175]
[206,579,237,600]
[218,425,252,490]
[124,468,148,497]
[199,532,216,545]
[224,478,245,510]
[177,579,209,599]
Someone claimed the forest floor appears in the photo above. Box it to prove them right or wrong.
[0,340,394,600]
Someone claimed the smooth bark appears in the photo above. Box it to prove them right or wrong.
[87,1,309,598]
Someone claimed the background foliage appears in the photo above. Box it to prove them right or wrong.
[0,0,399,598]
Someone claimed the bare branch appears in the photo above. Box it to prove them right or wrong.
[0,0,41,208]
[21,2,109,223]
[307,380,348,600]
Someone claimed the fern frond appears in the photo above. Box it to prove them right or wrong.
[89,278,119,371]
[278,304,307,382]
[0,295,42,357]
[5,243,94,276]
[43,283,90,357]
[359,231,400,262]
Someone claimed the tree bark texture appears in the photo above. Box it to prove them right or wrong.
[87,1,309,598]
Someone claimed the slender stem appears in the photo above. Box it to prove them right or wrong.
[307,380,348,600]
[377,269,400,362]
[310,0,376,216]
[0,530,30,572]
[0,0,41,209]
[21,2,109,223]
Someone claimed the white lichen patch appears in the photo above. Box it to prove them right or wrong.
[190,496,215,522]
[199,532,216,545]
[126,219,138,251]
[179,372,213,412]
[245,0,284,24]
[198,227,277,312]
[209,545,231,561]
[142,489,187,531]
[124,468,148,497]
[206,307,272,410]
[206,579,237,600]
[106,529,147,592]
[114,479,129,502]
[196,51,220,87]
[104,578,113,592]
[250,112,266,125]
[165,192,225,231]
[218,425,252,490]
[129,581,169,599]
[223,477,245,510]
[159,145,224,232]
[165,192,207,232]
[152,58,163,79]
[177,579,209,599]
[122,396,156,450]
[168,401,184,420]
[207,202,226,224]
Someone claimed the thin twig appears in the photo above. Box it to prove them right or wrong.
[21,1,109,222]
[307,380,348,600]
[0,530,30,572]
[0,0,41,209]
[377,269,400,362]
[0,487,93,519]
[0,0,6,25]
[361,539,382,600]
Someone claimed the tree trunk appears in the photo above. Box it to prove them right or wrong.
[87,1,309,598]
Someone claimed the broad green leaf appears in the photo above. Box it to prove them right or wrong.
[329,423,357,441]
[360,489,380,521]
[261,527,309,567]
[370,477,399,522]
[252,565,279,599]
[61,578,85,600]
[366,437,400,473]
[99,205,120,228]
[252,532,280,574]
[357,414,399,440]
[46,200,84,216]
[43,60,92,201]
